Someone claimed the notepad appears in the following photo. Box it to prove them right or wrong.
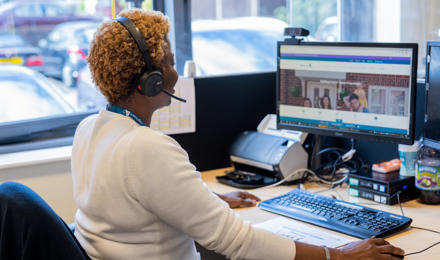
[253,217,355,248]
[150,77,195,134]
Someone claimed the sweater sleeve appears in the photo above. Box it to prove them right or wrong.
[127,130,295,260]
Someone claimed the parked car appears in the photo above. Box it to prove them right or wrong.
[0,1,98,45]
[191,17,287,75]
[38,20,101,88]
[75,17,288,109]
[0,33,44,71]
[0,64,76,123]
[76,65,106,111]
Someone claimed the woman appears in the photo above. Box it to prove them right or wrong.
[320,95,332,109]
[303,97,312,107]
[71,9,405,260]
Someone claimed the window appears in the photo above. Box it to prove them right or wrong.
[0,0,437,152]
[0,0,135,152]
[184,0,438,77]
[189,0,337,76]
[369,86,409,116]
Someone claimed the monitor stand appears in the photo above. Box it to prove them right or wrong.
[309,136,361,185]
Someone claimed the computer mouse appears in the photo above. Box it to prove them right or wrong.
[391,254,404,259]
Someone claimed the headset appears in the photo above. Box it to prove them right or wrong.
[115,16,186,103]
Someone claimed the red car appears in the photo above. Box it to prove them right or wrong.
[0,1,98,45]
[0,33,44,71]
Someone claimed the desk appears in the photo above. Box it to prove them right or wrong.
[202,168,440,260]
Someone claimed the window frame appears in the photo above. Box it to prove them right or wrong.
[368,86,409,117]
[163,0,192,75]
[0,111,97,154]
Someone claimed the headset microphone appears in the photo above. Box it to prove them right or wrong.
[161,89,187,103]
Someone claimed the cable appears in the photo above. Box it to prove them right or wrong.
[256,168,347,190]
[255,168,314,190]
[411,226,440,235]
[403,226,440,257]
[341,139,356,161]
[389,190,404,216]
[388,194,440,257]
[310,146,361,186]
[331,187,345,200]
[404,241,440,257]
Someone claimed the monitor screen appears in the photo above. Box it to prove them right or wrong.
[425,42,440,148]
[277,41,418,144]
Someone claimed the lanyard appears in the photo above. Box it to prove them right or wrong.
[106,104,146,126]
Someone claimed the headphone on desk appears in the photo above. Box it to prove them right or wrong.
[115,16,186,102]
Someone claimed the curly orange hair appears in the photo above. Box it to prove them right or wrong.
[87,9,170,104]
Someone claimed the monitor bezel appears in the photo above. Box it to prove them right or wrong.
[424,41,440,149]
[276,40,418,145]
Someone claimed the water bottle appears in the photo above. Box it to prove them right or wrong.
[415,143,440,204]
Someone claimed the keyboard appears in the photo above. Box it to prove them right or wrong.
[258,189,412,239]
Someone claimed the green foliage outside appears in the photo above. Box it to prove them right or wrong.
[339,88,350,101]
[118,0,153,11]
[274,6,287,23]
[291,85,301,97]
[142,0,153,11]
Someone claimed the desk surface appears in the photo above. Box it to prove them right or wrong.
[202,168,440,260]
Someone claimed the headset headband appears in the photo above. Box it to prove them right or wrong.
[116,16,153,72]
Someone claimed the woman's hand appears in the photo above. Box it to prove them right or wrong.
[295,238,404,260]
[216,191,261,209]
[334,238,405,260]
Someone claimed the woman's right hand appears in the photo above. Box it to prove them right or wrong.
[334,238,405,260]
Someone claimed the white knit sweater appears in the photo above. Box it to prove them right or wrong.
[71,109,296,260]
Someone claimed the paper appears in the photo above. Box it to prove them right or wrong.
[150,77,196,134]
[253,217,354,248]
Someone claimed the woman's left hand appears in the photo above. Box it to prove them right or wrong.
[216,191,261,209]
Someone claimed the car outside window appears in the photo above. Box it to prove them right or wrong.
[0,66,74,123]
[0,33,24,47]
[0,1,113,150]
[0,1,155,151]
[44,4,71,17]
[186,0,437,78]
[189,0,337,76]
[192,17,286,75]
[14,3,43,17]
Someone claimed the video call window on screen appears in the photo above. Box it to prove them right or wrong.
[277,43,418,144]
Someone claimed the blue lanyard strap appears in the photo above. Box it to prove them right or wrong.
[106,104,146,126]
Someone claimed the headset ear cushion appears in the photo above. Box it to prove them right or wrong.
[139,71,164,97]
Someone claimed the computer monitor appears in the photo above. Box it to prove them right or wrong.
[425,41,440,149]
[277,41,418,144]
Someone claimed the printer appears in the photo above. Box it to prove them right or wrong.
[217,115,308,188]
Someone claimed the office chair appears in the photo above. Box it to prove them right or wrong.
[0,182,90,260]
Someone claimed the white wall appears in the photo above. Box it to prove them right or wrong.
[0,150,76,223]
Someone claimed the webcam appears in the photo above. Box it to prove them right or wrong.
[284,27,310,37]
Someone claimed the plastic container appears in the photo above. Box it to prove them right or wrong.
[415,144,440,204]
[398,141,419,176]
